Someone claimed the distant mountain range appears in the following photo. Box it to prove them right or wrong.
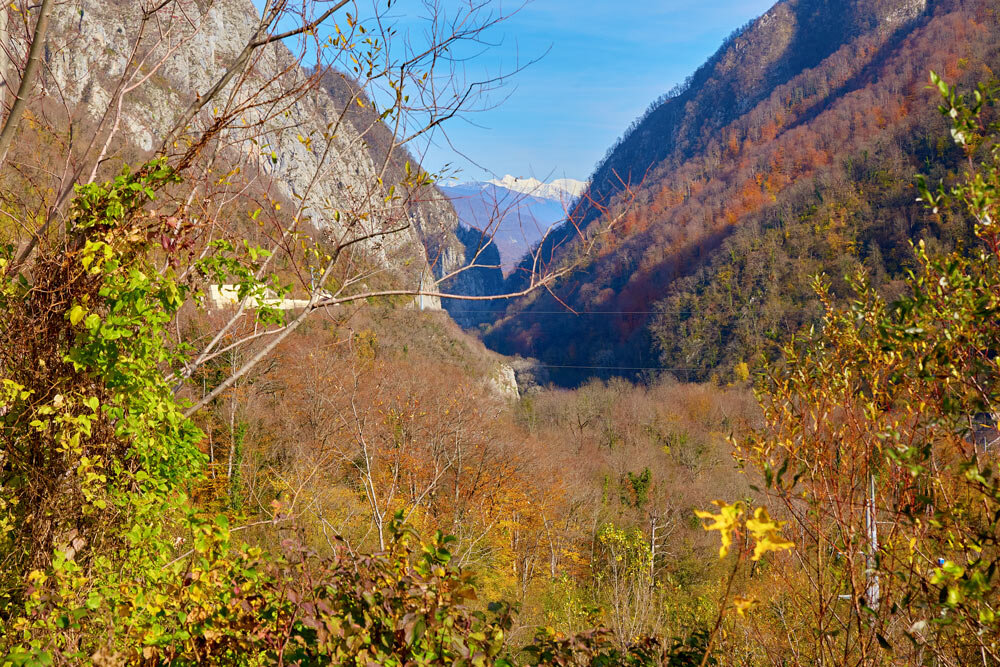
[440,176,587,273]
[485,175,588,201]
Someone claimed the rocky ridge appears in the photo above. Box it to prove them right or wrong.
[40,0,467,300]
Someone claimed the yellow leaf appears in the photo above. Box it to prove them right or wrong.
[746,507,794,561]
[695,501,744,558]
[733,595,759,616]
[69,305,86,326]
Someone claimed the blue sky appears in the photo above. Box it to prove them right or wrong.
[266,0,776,182]
[398,0,777,182]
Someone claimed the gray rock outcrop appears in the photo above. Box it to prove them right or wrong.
[40,0,466,286]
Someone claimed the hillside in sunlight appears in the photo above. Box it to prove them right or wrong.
[485,0,999,385]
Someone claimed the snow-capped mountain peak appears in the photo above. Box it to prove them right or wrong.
[486,175,587,201]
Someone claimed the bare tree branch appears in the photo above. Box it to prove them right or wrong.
[158,0,350,153]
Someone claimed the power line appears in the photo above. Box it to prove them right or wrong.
[528,363,700,372]
[441,310,694,315]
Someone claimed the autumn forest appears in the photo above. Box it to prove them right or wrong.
[2,0,1000,665]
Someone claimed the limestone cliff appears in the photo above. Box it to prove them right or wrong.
[39,0,465,290]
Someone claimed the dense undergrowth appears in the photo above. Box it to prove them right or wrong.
[0,159,736,664]
[697,75,1000,664]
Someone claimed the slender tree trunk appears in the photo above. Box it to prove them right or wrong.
[0,7,14,114]
[0,0,53,167]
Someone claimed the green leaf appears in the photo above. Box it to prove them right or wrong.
[69,305,86,326]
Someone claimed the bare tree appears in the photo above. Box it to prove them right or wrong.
[0,0,637,446]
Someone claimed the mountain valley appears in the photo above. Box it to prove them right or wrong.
[2,0,1000,663]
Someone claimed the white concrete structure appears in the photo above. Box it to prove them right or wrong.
[207,285,314,311]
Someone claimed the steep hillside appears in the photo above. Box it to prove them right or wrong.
[584,0,930,213]
[36,0,465,295]
[486,0,998,385]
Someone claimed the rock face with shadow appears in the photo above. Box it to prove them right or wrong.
[38,0,465,289]
[436,225,506,330]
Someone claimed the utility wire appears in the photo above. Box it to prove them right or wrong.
[441,310,695,315]
[528,363,700,372]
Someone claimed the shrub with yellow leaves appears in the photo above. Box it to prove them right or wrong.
[706,75,1000,665]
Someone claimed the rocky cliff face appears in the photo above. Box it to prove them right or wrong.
[41,0,465,290]
[438,225,505,328]
[486,362,519,401]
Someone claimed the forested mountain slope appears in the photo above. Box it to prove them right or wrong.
[486,0,998,385]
